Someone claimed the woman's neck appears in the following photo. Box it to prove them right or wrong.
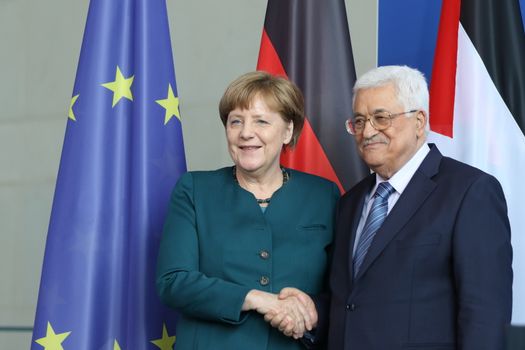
[235,166,284,201]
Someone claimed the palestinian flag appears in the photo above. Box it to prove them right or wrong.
[428,0,525,323]
[257,0,367,192]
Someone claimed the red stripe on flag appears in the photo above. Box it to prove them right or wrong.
[429,0,461,137]
[257,29,344,192]
[281,120,344,193]
[257,30,287,77]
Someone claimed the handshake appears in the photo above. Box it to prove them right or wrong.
[243,287,318,339]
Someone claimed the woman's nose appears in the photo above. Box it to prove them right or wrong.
[239,122,254,138]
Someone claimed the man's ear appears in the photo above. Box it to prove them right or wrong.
[416,110,427,131]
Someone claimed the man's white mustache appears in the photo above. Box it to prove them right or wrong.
[362,136,389,146]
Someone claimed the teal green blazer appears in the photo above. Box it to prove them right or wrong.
[157,167,339,350]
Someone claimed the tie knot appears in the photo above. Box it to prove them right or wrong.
[375,182,395,199]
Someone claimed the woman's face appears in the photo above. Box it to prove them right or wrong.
[226,96,293,177]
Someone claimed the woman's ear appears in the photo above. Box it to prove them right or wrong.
[284,121,294,145]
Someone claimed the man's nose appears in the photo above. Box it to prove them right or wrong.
[361,118,377,138]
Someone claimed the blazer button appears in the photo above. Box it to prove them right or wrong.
[259,250,270,259]
[346,303,356,311]
[259,276,270,286]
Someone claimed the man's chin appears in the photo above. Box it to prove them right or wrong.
[361,146,384,158]
[361,155,384,170]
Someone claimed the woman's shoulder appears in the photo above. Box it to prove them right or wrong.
[286,168,341,202]
[178,167,233,186]
[182,167,232,182]
[287,168,338,188]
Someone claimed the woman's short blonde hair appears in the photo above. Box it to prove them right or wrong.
[219,71,305,148]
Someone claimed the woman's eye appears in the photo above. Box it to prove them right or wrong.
[256,119,269,125]
[229,119,242,126]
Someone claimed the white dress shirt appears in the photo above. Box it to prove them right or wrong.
[352,144,431,255]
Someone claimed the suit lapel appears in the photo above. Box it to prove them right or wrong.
[343,175,375,282]
[354,145,442,281]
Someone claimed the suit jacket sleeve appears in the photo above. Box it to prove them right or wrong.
[453,174,512,349]
[156,172,251,324]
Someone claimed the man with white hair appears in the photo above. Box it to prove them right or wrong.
[272,65,512,350]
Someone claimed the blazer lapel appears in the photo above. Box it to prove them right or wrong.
[354,145,442,281]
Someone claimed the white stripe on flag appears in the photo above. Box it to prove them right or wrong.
[428,24,525,324]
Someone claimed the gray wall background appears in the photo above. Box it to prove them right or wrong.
[0,0,376,348]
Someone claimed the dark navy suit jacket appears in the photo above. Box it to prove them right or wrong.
[318,144,512,350]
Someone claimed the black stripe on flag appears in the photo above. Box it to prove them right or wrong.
[263,0,367,190]
[461,0,525,134]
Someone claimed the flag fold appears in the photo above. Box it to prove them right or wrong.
[257,0,367,192]
[31,0,186,348]
[428,0,525,324]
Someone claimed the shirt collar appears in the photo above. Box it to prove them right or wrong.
[373,143,430,195]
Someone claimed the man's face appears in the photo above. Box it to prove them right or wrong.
[353,84,426,178]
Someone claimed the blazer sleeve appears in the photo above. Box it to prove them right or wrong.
[301,182,341,349]
[453,174,512,350]
[156,173,251,324]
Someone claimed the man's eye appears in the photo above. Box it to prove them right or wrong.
[374,115,389,124]
[354,118,365,126]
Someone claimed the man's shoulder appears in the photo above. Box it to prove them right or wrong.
[438,155,493,181]
[340,174,373,203]
[421,144,497,185]
[440,154,480,171]
[426,154,505,199]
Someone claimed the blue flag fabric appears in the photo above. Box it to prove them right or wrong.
[31,0,185,349]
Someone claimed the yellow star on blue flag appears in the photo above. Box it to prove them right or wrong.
[69,94,79,121]
[101,66,134,107]
[156,84,180,124]
[34,322,71,350]
[31,0,186,348]
[151,323,176,350]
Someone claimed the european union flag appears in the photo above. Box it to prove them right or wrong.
[31,0,186,349]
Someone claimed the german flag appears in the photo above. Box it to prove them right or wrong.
[257,0,367,193]
[428,0,525,323]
